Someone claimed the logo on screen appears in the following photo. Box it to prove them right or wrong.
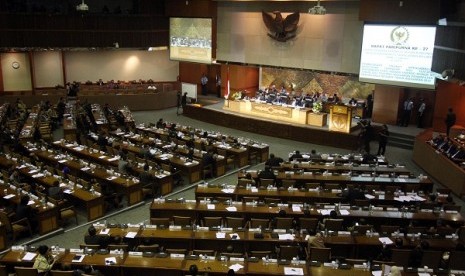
[390,26,409,45]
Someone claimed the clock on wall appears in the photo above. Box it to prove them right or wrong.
[11,61,20,69]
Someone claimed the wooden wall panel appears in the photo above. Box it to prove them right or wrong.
[164,0,216,18]
[359,0,441,24]
[433,80,465,133]
[221,65,259,97]
[372,85,404,125]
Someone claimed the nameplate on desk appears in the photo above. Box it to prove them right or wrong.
[273,229,287,233]
[292,206,302,212]
[70,249,84,253]
[170,253,185,259]
[278,234,295,240]
[249,228,261,233]
[221,227,233,232]
[420,209,433,213]
[323,205,334,209]
[58,159,67,163]
[207,204,216,210]
[251,188,258,193]
[169,225,182,230]
[338,231,351,236]
[216,232,226,239]
[230,257,244,262]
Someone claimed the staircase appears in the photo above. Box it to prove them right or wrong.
[389,131,415,150]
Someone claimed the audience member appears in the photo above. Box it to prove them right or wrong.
[289,150,303,161]
[33,245,56,275]
[265,153,284,167]
[84,226,110,248]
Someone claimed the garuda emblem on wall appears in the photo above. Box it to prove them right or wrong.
[262,11,300,42]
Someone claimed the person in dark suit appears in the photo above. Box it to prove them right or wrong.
[16,195,36,230]
[257,166,276,186]
[265,153,284,167]
[289,150,303,161]
[139,163,155,196]
[377,124,389,156]
[84,226,110,248]
[445,107,456,137]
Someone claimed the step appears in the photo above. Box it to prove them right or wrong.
[389,141,414,150]
[389,136,415,146]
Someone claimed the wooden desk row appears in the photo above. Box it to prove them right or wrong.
[150,201,465,228]
[0,248,374,276]
[195,185,436,207]
[277,162,410,175]
[238,171,434,192]
[22,144,144,207]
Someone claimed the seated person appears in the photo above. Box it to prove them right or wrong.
[305,231,325,248]
[348,97,358,106]
[84,226,111,248]
[33,245,56,275]
[289,150,303,161]
[310,149,321,159]
[265,153,284,167]
[48,180,64,201]
[258,166,276,182]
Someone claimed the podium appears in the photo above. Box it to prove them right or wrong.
[329,105,352,133]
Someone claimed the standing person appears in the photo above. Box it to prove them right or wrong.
[181,92,188,113]
[201,73,208,96]
[216,74,222,98]
[445,107,457,137]
[417,98,426,128]
[377,124,389,156]
[176,91,182,115]
[366,94,373,118]
[401,98,414,126]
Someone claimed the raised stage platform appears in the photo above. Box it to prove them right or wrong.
[183,99,361,150]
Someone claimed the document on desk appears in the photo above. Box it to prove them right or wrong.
[207,204,215,210]
[379,237,394,245]
[71,254,85,263]
[22,252,37,261]
[226,207,237,212]
[216,232,226,239]
[278,234,295,240]
[125,231,138,238]
[229,263,244,272]
[365,194,375,199]
[284,267,304,275]
[221,188,235,194]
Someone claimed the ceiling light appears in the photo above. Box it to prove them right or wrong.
[76,0,89,11]
[308,0,326,15]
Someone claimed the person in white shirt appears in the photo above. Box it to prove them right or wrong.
[417,98,426,128]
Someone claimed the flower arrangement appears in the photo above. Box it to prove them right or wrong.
[312,102,323,113]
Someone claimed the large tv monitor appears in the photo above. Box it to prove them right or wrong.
[169,17,212,64]
[359,24,439,89]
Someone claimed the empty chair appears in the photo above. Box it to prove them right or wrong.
[225,217,244,229]
[203,217,223,227]
[275,217,293,229]
[242,196,259,203]
[150,217,170,227]
[299,218,319,233]
[249,218,270,229]
[324,219,344,231]
[391,249,411,268]
[108,244,129,252]
[307,247,331,262]
[281,179,295,189]
[192,249,216,256]
[305,183,320,190]
[379,225,400,235]
[136,244,160,253]
[172,216,192,226]
[15,267,38,276]
[449,250,465,270]
[0,211,32,242]
[458,226,465,243]
[354,199,370,207]
[324,183,341,190]
[48,198,78,226]
[259,178,275,187]
[264,198,280,204]
[217,148,235,169]
[50,271,74,276]
[202,164,214,179]
[345,258,368,265]
[443,204,461,212]
[279,245,301,260]
[237,178,255,189]
[165,248,188,255]
[420,251,443,270]
[79,244,100,250]
[249,250,273,258]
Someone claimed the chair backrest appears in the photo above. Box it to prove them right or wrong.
[203,217,222,227]
[192,249,216,256]
[108,244,129,252]
[15,267,38,276]
[281,179,295,189]
[458,226,465,243]
[260,179,275,187]
[407,226,428,234]
[79,244,100,250]
[364,184,380,191]
[151,217,170,227]
[420,251,443,270]
[279,245,300,260]
[299,218,319,233]
[443,204,461,212]
[354,225,373,235]
[0,265,7,276]
[305,183,320,190]
[436,188,451,195]
[449,250,465,270]
[308,247,331,262]
[404,183,421,192]
[250,218,269,229]
[226,217,244,229]
[391,249,411,268]
[249,250,272,258]
[50,271,75,276]
[172,216,192,226]
[136,244,160,253]
[324,219,344,231]
[275,217,293,229]
[379,225,400,235]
